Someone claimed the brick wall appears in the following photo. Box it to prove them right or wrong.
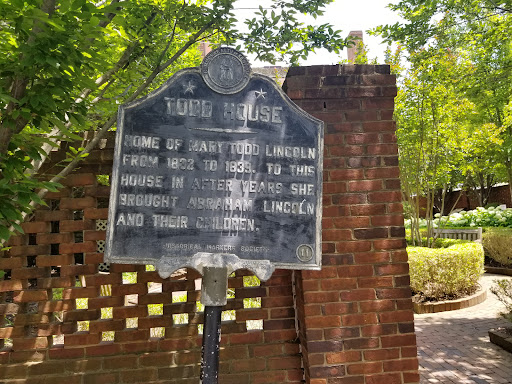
[444,185,512,213]
[0,64,419,383]
[284,65,419,384]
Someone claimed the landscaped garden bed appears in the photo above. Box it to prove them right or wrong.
[413,286,487,314]
[407,239,485,313]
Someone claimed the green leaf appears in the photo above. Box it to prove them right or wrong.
[1,206,20,221]
[12,223,24,234]
[0,226,11,242]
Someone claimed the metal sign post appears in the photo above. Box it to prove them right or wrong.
[104,47,324,383]
[200,267,228,384]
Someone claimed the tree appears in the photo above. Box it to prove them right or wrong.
[0,0,351,243]
[395,48,476,246]
[375,0,512,51]
[377,0,512,232]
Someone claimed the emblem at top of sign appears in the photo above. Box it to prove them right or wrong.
[200,47,251,94]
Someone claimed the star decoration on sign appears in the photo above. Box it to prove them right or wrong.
[255,89,267,99]
[183,80,196,95]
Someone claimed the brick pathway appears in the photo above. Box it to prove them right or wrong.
[415,273,512,383]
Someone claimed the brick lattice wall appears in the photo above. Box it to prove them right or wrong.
[0,64,419,384]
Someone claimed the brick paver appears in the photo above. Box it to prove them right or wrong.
[415,273,512,383]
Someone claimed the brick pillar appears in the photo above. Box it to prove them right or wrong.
[284,65,420,384]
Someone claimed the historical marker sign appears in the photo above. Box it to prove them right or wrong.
[105,48,323,280]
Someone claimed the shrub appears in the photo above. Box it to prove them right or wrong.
[407,242,484,299]
[490,279,512,323]
[482,228,512,267]
[406,237,466,248]
[434,206,512,228]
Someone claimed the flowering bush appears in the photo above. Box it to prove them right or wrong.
[434,206,512,228]
[404,218,428,229]
[404,206,512,229]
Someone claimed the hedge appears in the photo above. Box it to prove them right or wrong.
[482,228,512,267]
[408,241,484,299]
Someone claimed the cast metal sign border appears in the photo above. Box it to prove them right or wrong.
[104,48,323,281]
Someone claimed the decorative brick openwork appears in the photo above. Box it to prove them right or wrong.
[0,64,419,384]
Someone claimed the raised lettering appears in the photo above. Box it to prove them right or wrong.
[124,135,160,149]
[120,174,163,188]
[152,215,188,228]
[122,154,159,168]
[191,178,233,191]
[265,145,316,160]
[263,200,315,215]
[186,197,253,212]
[195,217,256,232]
[241,181,282,194]
[165,97,212,118]
[119,194,177,208]
[290,165,315,177]
[116,213,144,226]
[165,138,184,150]
[290,183,315,196]
[271,107,283,123]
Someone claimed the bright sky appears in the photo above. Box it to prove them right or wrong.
[234,0,403,66]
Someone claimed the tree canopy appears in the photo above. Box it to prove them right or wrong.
[0,0,351,243]
[376,0,512,243]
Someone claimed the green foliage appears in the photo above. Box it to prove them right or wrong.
[406,237,467,249]
[436,206,512,228]
[491,278,512,323]
[243,275,260,287]
[0,0,350,244]
[482,228,512,266]
[243,3,349,64]
[406,206,512,229]
[375,1,512,52]
[122,272,137,284]
[408,242,484,299]
[395,47,476,246]
[148,304,163,316]
[96,174,110,186]
[376,0,512,246]
[0,133,62,242]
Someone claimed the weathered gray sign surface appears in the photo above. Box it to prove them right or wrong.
[105,48,323,280]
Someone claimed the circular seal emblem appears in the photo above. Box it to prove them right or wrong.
[296,244,314,263]
[200,47,251,94]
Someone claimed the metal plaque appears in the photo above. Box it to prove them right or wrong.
[105,48,323,280]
